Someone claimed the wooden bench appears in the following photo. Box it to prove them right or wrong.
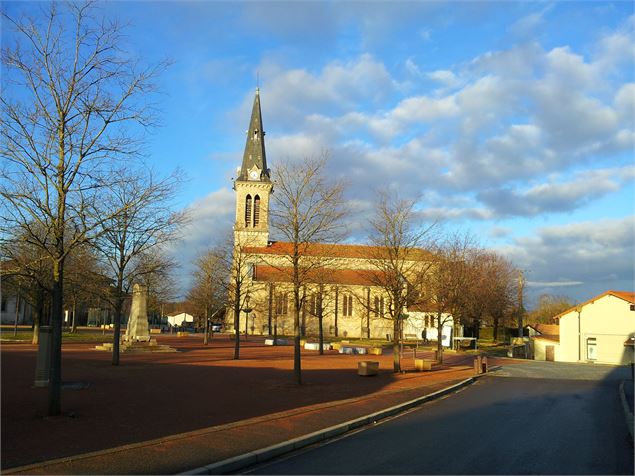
[358,361,379,376]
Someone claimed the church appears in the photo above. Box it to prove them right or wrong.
[230,90,453,342]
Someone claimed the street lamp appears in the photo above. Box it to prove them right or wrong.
[576,305,582,362]
[242,294,253,342]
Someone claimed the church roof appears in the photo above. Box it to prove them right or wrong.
[253,265,384,286]
[237,89,270,182]
[244,241,431,260]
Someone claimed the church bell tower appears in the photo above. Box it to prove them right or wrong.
[233,89,273,247]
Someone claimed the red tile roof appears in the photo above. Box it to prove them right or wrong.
[244,241,431,260]
[535,323,560,336]
[554,290,635,320]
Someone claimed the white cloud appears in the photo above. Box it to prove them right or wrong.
[477,166,632,217]
[224,17,634,227]
[527,281,583,287]
[427,69,460,88]
[501,216,635,287]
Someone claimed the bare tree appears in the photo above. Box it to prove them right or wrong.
[527,294,573,325]
[479,252,517,341]
[96,170,186,365]
[1,225,53,344]
[64,243,108,332]
[1,2,169,413]
[187,249,228,344]
[269,154,347,384]
[366,192,436,372]
[424,232,477,363]
[225,235,260,359]
[304,272,338,355]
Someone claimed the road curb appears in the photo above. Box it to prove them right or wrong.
[182,376,478,475]
[618,380,634,444]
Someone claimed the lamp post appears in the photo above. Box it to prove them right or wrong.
[576,305,582,362]
[242,294,252,342]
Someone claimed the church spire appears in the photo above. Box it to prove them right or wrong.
[238,89,270,182]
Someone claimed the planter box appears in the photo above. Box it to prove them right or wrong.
[414,358,436,371]
[304,342,331,350]
[264,338,289,346]
[358,361,379,376]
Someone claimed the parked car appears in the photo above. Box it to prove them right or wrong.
[211,323,222,332]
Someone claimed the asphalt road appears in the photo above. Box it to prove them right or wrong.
[246,362,634,475]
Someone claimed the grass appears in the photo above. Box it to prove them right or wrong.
[478,340,510,357]
[0,328,115,343]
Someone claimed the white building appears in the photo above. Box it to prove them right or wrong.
[531,290,634,365]
[0,294,33,325]
[167,312,194,327]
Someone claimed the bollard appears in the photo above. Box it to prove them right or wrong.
[481,356,488,374]
[34,326,52,387]
[474,356,481,374]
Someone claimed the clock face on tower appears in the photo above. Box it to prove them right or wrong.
[249,170,259,180]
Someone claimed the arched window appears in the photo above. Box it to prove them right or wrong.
[374,296,384,317]
[253,195,260,227]
[245,195,252,227]
[343,294,353,317]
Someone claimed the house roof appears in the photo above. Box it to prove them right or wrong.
[529,323,560,342]
[533,334,560,343]
[244,241,431,260]
[253,265,385,286]
[535,323,560,336]
[554,290,635,320]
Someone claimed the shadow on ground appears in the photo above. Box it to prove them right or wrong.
[1,335,473,469]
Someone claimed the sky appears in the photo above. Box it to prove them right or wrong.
[3,1,634,306]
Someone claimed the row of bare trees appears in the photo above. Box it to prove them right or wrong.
[187,154,523,383]
[1,2,184,415]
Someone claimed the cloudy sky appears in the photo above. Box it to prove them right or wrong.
[5,1,633,305]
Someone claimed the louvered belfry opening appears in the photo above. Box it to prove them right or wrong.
[245,194,252,227]
[253,195,260,226]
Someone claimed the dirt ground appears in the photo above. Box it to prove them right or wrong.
[1,334,481,470]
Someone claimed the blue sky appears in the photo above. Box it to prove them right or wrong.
[4,1,634,306]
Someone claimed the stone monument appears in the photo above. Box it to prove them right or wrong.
[95,283,176,353]
[124,284,151,342]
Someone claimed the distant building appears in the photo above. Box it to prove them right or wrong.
[0,293,33,325]
[531,290,634,365]
[167,312,194,328]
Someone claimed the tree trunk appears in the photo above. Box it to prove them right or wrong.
[317,288,324,355]
[48,259,64,416]
[71,300,77,333]
[393,318,401,372]
[493,315,499,342]
[32,290,44,345]
[293,290,302,385]
[267,284,273,336]
[436,312,444,364]
[334,286,339,337]
[13,291,21,337]
[112,296,123,366]
[233,298,241,360]
[203,303,209,345]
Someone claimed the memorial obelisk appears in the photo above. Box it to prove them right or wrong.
[124,284,151,342]
[95,283,176,353]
